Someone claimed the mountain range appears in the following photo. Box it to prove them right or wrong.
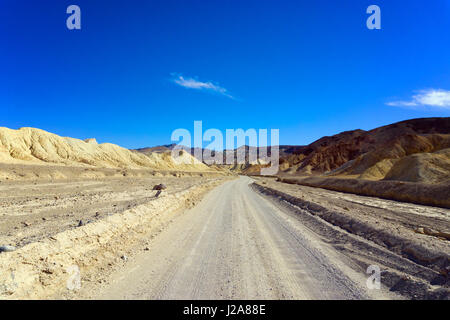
[135,117,450,184]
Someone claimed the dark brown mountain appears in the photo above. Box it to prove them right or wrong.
[281,117,450,183]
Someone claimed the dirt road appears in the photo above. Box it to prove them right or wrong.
[89,176,394,300]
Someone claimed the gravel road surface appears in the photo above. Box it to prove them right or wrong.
[92,176,394,299]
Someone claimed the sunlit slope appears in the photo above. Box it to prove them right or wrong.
[0,127,211,171]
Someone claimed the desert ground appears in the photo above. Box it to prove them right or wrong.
[0,169,232,299]
[65,176,446,300]
[0,122,449,300]
[1,173,448,299]
[77,177,395,300]
[0,172,224,248]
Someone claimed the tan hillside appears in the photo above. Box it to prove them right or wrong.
[0,127,211,171]
[383,148,450,184]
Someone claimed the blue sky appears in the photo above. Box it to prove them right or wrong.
[2,0,450,148]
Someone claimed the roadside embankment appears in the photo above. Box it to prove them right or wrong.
[0,178,229,299]
[252,181,450,272]
[252,179,450,299]
[276,176,450,209]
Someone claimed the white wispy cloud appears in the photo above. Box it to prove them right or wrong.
[387,89,450,109]
[172,75,234,99]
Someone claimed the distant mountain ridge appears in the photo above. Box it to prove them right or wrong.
[135,117,450,183]
[135,144,178,154]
